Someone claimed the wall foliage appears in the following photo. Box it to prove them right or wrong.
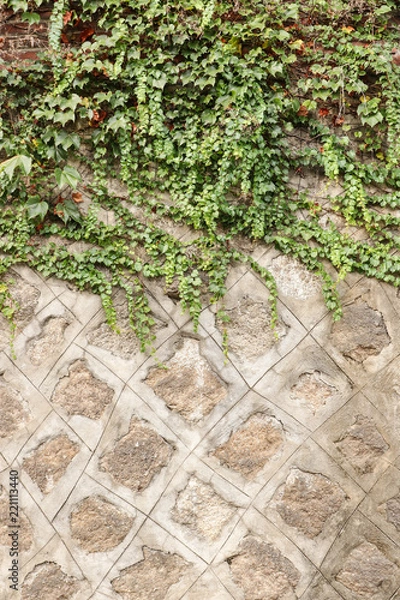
[1,0,400,350]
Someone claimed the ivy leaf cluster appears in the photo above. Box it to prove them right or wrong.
[0,0,400,350]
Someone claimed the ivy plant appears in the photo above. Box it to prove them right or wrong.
[1,0,400,351]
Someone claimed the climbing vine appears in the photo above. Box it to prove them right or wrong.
[1,0,400,350]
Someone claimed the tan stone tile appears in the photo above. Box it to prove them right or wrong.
[151,454,248,564]
[39,346,124,451]
[128,329,248,450]
[256,248,329,330]
[312,392,396,492]
[321,512,400,600]
[76,287,178,382]
[254,439,365,567]
[0,474,54,572]
[100,518,206,600]
[254,335,354,431]
[0,355,51,464]
[213,506,316,600]
[362,354,400,441]
[311,278,400,386]
[195,390,308,497]
[208,271,307,386]
[52,474,143,587]
[20,534,92,599]
[17,413,92,521]
[85,386,189,514]
[10,299,86,387]
[359,466,400,548]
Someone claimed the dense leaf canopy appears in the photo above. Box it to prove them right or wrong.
[1,0,400,349]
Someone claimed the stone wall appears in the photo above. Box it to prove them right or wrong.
[0,222,400,599]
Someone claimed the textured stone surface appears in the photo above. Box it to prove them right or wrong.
[212,414,284,478]
[270,255,321,299]
[27,316,70,365]
[111,547,188,600]
[216,295,286,360]
[146,337,227,422]
[22,434,80,494]
[0,377,30,438]
[0,485,33,551]
[172,476,235,541]
[86,290,166,359]
[386,494,400,531]
[273,469,346,538]
[290,371,337,414]
[228,536,300,600]
[86,291,140,359]
[70,495,134,552]
[99,417,173,492]
[22,562,81,600]
[330,300,390,362]
[0,274,40,349]
[336,541,398,597]
[51,360,114,419]
[335,415,389,474]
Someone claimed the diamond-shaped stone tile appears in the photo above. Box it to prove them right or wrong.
[52,474,143,587]
[321,512,400,600]
[85,386,188,514]
[210,271,307,386]
[146,336,227,423]
[196,390,308,497]
[254,439,364,567]
[151,455,248,563]
[312,393,396,492]
[359,466,400,548]
[100,518,205,600]
[0,355,50,464]
[254,335,353,431]
[213,506,316,599]
[18,413,92,520]
[312,279,400,385]
[129,328,248,449]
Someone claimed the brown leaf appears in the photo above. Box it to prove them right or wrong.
[63,11,73,26]
[72,192,83,203]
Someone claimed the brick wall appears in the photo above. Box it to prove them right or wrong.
[0,4,52,63]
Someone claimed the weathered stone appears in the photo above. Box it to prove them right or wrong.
[212,414,284,479]
[27,316,70,365]
[51,360,114,419]
[111,547,188,600]
[270,255,321,299]
[22,562,81,600]
[336,541,398,597]
[330,300,390,362]
[86,290,165,359]
[0,274,40,350]
[386,494,400,531]
[172,476,235,541]
[0,377,31,438]
[290,371,337,414]
[0,485,33,551]
[273,469,346,538]
[70,495,134,552]
[335,415,389,474]
[22,434,80,494]
[228,536,300,600]
[99,417,173,492]
[216,295,287,360]
[145,337,227,422]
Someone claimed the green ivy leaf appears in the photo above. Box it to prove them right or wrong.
[55,166,81,189]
